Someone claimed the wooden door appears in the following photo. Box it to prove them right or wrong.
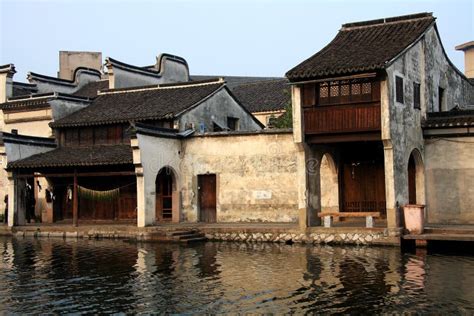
[156,171,173,222]
[408,155,417,204]
[342,161,386,215]
[199,174,216,223]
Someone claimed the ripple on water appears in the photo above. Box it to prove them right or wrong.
[1,238,474,314]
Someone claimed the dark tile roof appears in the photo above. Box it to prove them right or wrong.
[423,109,474,128]
[72,80,109,98]
[191,75,282,89]
[51,80,225,128]
[231,79,290,113]
[286,13,435,81]
[12,82,37,97]
[1,93,90,112]
[8,144,133,169]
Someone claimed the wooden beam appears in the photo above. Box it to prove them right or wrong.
[72,170,78,227]
[17,171,137,179]
[305,132,381,144]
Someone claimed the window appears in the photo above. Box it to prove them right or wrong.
[227,117,239,131]
[65,128,79,146]
[212,122,223,132]
[438,87,445,111]
[413,83,421,109]
[302,84,316,107]
[395,76,404,104]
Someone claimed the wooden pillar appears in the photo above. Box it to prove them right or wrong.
[73,170,78,227]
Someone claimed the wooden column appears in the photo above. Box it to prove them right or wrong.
[73,170,78,227]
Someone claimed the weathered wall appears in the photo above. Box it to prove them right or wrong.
[179,88,262,133]
[382,26,471,226]
[3,109,53,137]
[31,70,101,94]
[134,134,182,227]
[384,40,426,221]
[4,141,54,163]
[425,137,474,224]
[252,110,285,127]
[0,146,7,217]
[180,131,300,222]
[111,67,163,90]
[421,28,474,110]
[50,99,90,121]
[58,51,102,81]
[109,56,189,89]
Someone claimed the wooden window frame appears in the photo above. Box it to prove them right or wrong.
[227,117,239,131]
[413,82,421,110]
[395,76,404,104]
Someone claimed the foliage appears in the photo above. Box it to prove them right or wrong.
[272,93,293,129]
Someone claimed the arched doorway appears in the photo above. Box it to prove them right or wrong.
[407,149,425,205]
[155,167,178,222]
[320,153,339,213]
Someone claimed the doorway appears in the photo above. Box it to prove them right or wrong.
[156,167,175,222]
[198,174,216,223]
[340,142,386,215]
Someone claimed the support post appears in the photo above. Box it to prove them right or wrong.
[73,170,78,227]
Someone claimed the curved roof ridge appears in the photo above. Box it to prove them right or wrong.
[342,12,433,29]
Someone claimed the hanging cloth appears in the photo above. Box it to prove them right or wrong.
[77,185,120,202]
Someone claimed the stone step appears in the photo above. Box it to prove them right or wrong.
[166,230,197,237]
[180,236,207,243]
[174,233,205,240]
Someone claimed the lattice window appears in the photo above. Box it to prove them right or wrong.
[362,82,371,94]
[351,83,361,95]
[341,84,350,96]
[319,83,328,98]
[330,84,339,97]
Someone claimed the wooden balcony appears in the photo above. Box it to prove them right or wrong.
[304,102,381,135]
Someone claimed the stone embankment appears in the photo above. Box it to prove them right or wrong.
[0,224,401,246]
[205,229,399,246]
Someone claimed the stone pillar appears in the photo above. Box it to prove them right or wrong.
[7,172,25,227]
[7,173,15,227]
[291,85,303,144]
[136,170,146,228]
[383,141,398,228]
[307,147,325,227]
[296,143,309,230]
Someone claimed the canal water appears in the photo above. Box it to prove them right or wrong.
[1,237,473,314]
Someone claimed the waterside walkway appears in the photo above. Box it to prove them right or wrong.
[0,221,402,246]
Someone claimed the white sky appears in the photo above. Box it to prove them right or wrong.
[1,0,472,81]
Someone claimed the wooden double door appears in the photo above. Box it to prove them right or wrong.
[198,174,216,223]
[340,143,386,215]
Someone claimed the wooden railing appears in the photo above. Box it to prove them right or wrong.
[304,102,381,134]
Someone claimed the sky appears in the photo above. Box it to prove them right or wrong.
[0,0,472,81]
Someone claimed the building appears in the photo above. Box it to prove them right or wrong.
[4,76,266,226]
[3,12,474,229]
[286,12,474,229]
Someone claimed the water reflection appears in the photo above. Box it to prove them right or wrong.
[1,238,473,314]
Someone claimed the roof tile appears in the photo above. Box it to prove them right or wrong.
[8,144,133,169]
[286,13,435,81]
[51,80,225,128]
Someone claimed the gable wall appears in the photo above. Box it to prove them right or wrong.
[178,88,262,132]
[384,25,474,222]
